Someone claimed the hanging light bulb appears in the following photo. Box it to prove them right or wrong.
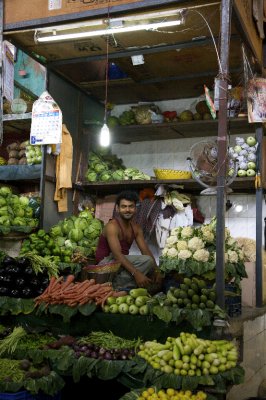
[99,123,110,146]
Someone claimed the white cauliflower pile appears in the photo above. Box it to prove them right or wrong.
[161,219,245,265]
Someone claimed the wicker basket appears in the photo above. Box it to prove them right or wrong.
[83,262,120,273]
[154,168,192,179]
[82,262,121,284]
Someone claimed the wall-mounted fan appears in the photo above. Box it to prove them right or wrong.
[187,140,238,195]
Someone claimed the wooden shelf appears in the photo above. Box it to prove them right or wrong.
[74,177,256,196]
[84,117,256,144]
[3,113,32,133]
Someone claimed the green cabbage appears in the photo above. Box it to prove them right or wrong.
[24,207,33,218]
[0,186,12,197]
[78,210,93,220]
[0,206,9,216]
[68,228,83,242]
[19,196,30,207]
[99,171,112,181]
[74,217,89,231]
[62,219,74,235]
[0,216,10,226]
[0,197,6,207]
[50,225,63,237]
[12,217,26,226]
[12,207,25,217]
[83,219,102,239]
[55,236,66,247]
[93,163,107,174]
[86,171,98,182]
[112,169,125,180]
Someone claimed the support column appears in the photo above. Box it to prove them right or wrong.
[216,0,232,309]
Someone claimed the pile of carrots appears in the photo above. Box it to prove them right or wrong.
[34,275,127,308]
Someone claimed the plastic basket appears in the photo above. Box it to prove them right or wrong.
[0,391,61,400]
[154,168,192,179]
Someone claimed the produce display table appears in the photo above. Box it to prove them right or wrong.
[4,311,212,342]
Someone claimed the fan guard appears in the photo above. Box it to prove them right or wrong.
[187,140,238,195]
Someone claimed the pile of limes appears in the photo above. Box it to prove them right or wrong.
[137,387,207,400]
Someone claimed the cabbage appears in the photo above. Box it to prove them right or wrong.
[112,170,125,180]
[19,196,30,207]
[78,210,93,220]
[86,171,98,182]
[83,219,102,239]
[0,216,10,226]
[99,171,112,181]
[12,217,26,226]
[24,207,33,218]
[68,228,83,242]
[12,207,25,217]
[9,195,20,206]
[93,163,107,173]
[62,219,74,235]
[50,225,62,237]
[74,217,89,231]
[0,186,12,197]
[0,197,6,207]
[55,236,66,247]
[64,239,76,249]
[0,206,9,216]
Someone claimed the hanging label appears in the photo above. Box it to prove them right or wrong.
[48,0,62,10]
[204,85,216,119]
[30,91,62,145]
[247,78,266,123]
[3,41,14,102]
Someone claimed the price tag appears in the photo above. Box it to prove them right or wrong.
[30,91,62,145]
[48,0,62,10]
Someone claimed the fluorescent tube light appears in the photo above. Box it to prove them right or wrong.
[36,19,183,42]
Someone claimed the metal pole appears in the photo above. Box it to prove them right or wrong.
[216,0,232,309]
[255,125,263,307]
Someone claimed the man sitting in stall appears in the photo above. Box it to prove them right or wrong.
[95,190,162,292]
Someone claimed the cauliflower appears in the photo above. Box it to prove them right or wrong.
[180,226,194,239]
[187,237,204,252]
[227,237,236,247]
[166,235,178,246]
[238,249,244,261]
[161,248,169,257]
[167,247,178,258]
[227,249,238,263]
[178,249,192,260]
[201,228,214,243]
[170,227,182,237]
[193,249,210,262]
[176,240,188,251]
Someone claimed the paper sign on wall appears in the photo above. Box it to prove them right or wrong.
[48,0,62,10]
[247,78,266,123]
[30,91,62,145]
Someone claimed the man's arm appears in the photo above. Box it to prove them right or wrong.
[105,222,152,287]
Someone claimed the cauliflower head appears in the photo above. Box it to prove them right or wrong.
[188,237,204,252]
[193,249,210,262]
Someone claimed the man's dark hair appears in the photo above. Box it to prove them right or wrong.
[116,190,139,206]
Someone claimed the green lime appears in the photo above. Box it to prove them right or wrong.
[183,277,192,286]
[206,300,215,309]
[192,294,200,304]
[188,289,195,297]
[199,302,206,309]
[200,294,208,303]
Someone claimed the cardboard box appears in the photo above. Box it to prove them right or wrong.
[4,0,142,26]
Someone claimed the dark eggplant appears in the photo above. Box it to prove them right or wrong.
[10,289,20,298]
[0,275,5,282]
[30,278,39,287]
[0,287,9,296]
[3,275,12,286]
[24,266,34,276]
[1,256,16,267]
[41,277,50,287]
[6,265,21,275]
[16,257,30,268]
[35,287,46,296]
[21,287,33,298]
[16,278,26,287]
